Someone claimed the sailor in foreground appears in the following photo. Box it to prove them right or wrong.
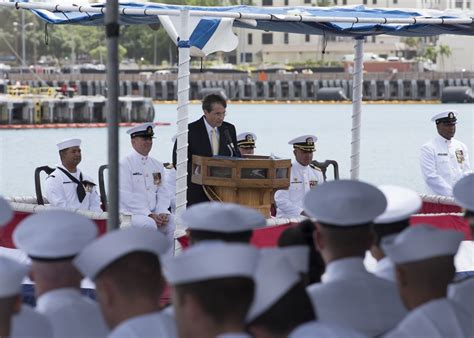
[165,241,257,338]
[371,185,422,282]
[237,132,257,155]
[383,225,474,337]
[44,138,102,211]
[181,202,266,244]
[303,180,406,337]
[73,227,177,338]
[120,123,174,251]
[13,210,108,338]
[274,135,324,218]
[449,173,474,317]
[420,110,472,196]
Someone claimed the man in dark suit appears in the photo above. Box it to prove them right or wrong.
[173,94,240,206]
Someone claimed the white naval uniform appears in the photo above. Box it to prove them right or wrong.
[11,305,53,338]
[163,166,176,214]
[455,240,474,273]
[373,256,396,282]
[306,257,406,337]
[289,320,368,338]
[36,288,108,338]
[420,135,472,196]
[449,277,474,318]
[44,165,102,212]
[384,298,474,338]
[274,161,324,218]
[108,311,177,338]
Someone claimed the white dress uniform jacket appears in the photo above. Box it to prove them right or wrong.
[455,241,474,273]
[449,277,474,318]
[384,298,474,338]
[275,161,324,218]
[108,311,177,338]
[306,257,406,337]
[420,135,472,196]
[44,165,101,212]
[374,257,396,282]
[11,305,53,338]
[289,320,368,338]
[36,288,108,338]
[119,150,172,228]
[163,166,176,214]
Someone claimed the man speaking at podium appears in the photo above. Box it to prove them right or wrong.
[173,94,240,206]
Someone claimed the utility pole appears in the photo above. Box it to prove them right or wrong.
[21,10,26,68]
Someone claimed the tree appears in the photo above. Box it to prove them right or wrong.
[423,45,437,63]
[437,44,451,71]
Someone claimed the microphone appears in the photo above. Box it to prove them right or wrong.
[222,128,240,157]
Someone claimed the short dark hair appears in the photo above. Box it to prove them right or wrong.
[176,277,254,324]
[202,94,227,112]
[318,222,373,256]
[373,219,410,247]
[189,229,253,244]
[248,280,315,335]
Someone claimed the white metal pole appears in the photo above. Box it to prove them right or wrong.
[350,37,364,180]
[175,9,190,229]
[21,10,26,69]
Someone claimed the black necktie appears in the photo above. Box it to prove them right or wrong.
[57,167,86,202]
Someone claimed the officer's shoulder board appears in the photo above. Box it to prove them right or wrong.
[309,164,322,172]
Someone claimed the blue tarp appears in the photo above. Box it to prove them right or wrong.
[29,3,474,37]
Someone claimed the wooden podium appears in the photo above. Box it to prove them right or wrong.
[191,155,291,217]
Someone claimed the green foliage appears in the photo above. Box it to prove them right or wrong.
[424,45,437,62]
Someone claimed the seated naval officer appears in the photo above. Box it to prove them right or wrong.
[180,202,266,245]
[119,123,174,249]
[44,138,102,212]
[449,173,474,318]
[274,135,324,218]
[420,110,472,196]
[165,241,258,338]
[384,225,474,337]
[13,210,108,338]
[303,180,407,337]
[73,227,177,338]
[237,132,257,155]
[371,185,422,282]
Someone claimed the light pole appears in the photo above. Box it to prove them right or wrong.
[13,11,34,68]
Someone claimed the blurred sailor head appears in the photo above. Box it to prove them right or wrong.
[303,180,387,264]
[0,196,13,227]
[453,173,474,235]
[74,227,169,330]
[371,185,422,262]
[431,110,457,140]
[181,202,266,245]
[382,225,463,310]
[165,241,258,338]
[202,94,227,128]
[237,132,257,155]
[289,135,317,167]
[13,210,97,298]
[127,122,155,157]
[246,249,315,338]
[57,138,82,171]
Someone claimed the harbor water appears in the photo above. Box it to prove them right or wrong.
[0,103,473,197]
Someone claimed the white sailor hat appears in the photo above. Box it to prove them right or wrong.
[0,256,28,297]
[289,135,317,152]
[73,227,169,280]
[237,132,257,148]
[0,196,13,227]
[303,180,387,226]
[126,122,155,138]
[182,202,266,232]
[13,210,97,261]
[56,138,81,151]
[279,246,310,274]
[374,185,422,224]
[453,174,474,212]
[382,224,464,264]
[246,249,300,322]
[431,110,457,124]
[165,241,258,285]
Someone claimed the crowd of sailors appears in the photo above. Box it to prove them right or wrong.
[0,94,473,337]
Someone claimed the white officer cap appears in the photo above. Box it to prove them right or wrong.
[182,202,266,232]
[246,249,300,322]
[431,110,457,124]
[279,246,310,274]
[0,256,28,297]
[126,122,155,138]
[237,132,257,148]
[374,185,422,224]
[165,241,258,285]
[453,174,474,212]
[382,224,464,264]
[0,196,13,227]
[13,210,97,261]
[303,180,387,226]
[74,227,169,280]
[56,138,81,151]
[288,135,317,152]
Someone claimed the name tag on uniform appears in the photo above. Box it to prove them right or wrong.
[132,172,142,176]
[437,153,448,156]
